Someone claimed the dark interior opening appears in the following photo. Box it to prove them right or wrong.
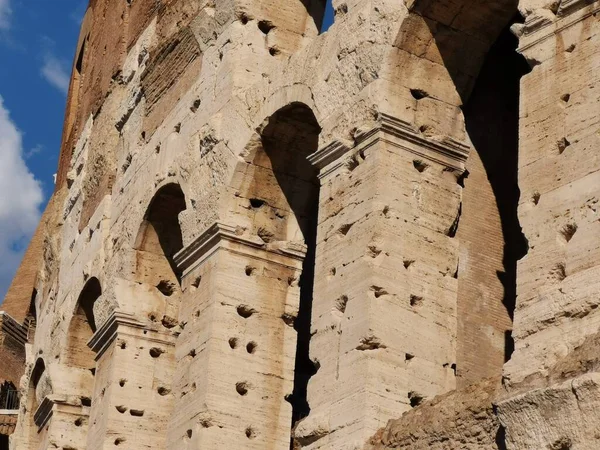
[462,16,530,362]
[142,183,187,283]
[65,278,101,371]
[249,103,320,443]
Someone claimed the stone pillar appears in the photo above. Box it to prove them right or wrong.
[86,311,176,450]
[29,396,88,450]
[165,222,305,449]
[296,114,469,449]
[498,1,600,447]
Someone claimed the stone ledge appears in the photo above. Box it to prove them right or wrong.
[309,113,469,179]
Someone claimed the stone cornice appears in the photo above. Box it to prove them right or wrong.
[33,396,53,430]
[173,222,307,278]
[0,312,28,346]
[88,310,146,359]
[309,113,470,178]
[520,0,600,51]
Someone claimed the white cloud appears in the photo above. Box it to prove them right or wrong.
[41,54,70,95]
[0,96,43,301]
[24,144,43,159]
[0,0,10,31]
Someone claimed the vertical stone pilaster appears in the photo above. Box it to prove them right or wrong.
[164,223,306,449]
[297,114,470,449]
[497,1,600,447]
[86,311,176,450]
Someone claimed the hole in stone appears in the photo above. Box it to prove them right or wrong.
[149,347,165,358]
[549,437,572,450]
[418,125,429,134]
[560,223,578,243]
[403,259,414,269]
[229,338,239,349]
[237,305,257,318]
[370,286,388,298]
[557,137,571,154]
[130,409,144,417]
[249,198,265,208]
[115,405,127,414]
[413,160,429,173]
[257,227,275,243]
[281,313,295,327]
[356,335,386,351]
[246,341,257,354]
[560,93,571,103]
[334,295,348,313]
[119,379,127,387]
[119,341,127,350]
[258,20,275,34]
[532,191,541,205]
[405,353,414,362]
[186,429,193,439]
[174,123,181,133]
[346,154,360,172]
[269,47,280,56]
[329,267,336,276]
[236,382,249,396]
[157,386,170,396]
[245,266,256,276]
[74,417,83,427]
[451,363,457,376]
[245,426,256,439]
[408,391,425,407]
[240,13,249,25]
[115,438,125,445]
[367,245,382,258]
[338,223,353,236]
[190,99,201,112]
[410,88,429,100]
[161,315,178,329]
[410,295,423,307]
[200,418,212,428]
[551,262,567,281]
[191,276,202,288]
[80,396,92,407]
[565,44,576,53]
[156,280,176,296]
[188,349,197,358]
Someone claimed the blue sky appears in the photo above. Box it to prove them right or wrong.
[0,0,85,301]
[0,0,334,302]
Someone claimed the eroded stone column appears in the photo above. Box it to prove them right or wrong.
[86,311,176,450]
[164,222,305,449]
[296,114,469,449]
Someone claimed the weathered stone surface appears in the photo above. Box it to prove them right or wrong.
[2,0,600,448]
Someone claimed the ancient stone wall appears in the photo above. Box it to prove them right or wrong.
[3,0,600,449]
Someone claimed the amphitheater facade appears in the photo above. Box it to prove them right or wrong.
[2,0,600,448]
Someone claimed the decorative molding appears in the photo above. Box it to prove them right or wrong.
[173,222,307,278]
[0,312,28,346]
[88,310,146,359]
[33,397,53,431]
[309,113,470,178]
[520,0,600,51]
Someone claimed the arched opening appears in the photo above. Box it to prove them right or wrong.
[461,17,530,365]
[400,0,529,385]
[239,103,321,431]
[25,289,37,342]
[64,277,101,372]
[25,358,46,447]
[133,183,187,323]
